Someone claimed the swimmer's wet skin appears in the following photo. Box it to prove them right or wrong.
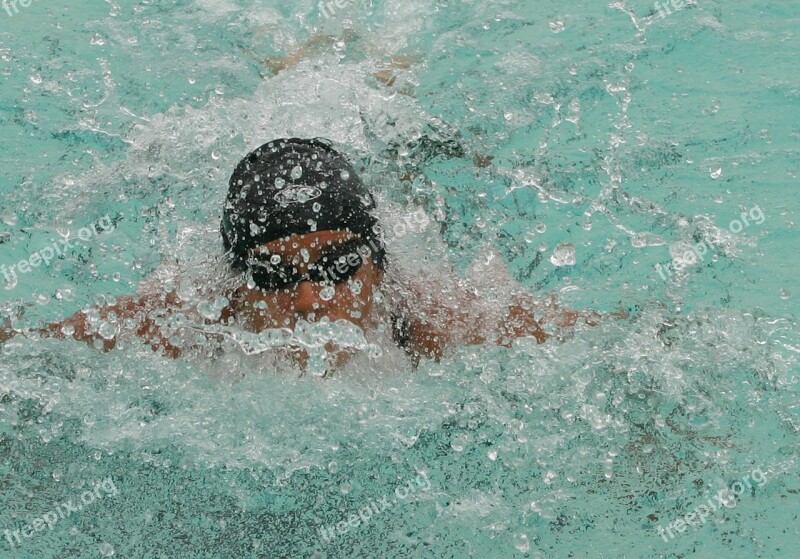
[0,138,601,366]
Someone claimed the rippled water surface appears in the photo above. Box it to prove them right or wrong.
[1,1,799,558]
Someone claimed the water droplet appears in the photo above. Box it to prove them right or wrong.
[566,98,581,123]
[631,234,648,248]
[2,208,17,226]
[98,322,117,340]
[550,243,576,266]
[535,222,547,234]
[710,167,722,179]
[348,280,362,295]
[328,461,338,474]
[513,533,530,553]
[99,543,115,556]
[320,285,336,301]
[780,288,790,300]
[488,449,498,461]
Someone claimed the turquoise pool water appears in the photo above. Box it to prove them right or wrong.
[1,0,798,557]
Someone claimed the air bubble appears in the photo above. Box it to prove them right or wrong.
[340,170,350,180]
[291,166,303,180]
[270,255,281,265]
[710,167,722,179]
[274,177,285,189]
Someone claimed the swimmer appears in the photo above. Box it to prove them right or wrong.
[0,138,600,366]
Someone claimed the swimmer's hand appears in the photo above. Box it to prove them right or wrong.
[29,291,197,358]
[372,54,422,88]
[496,301,549,347]
[397,288,548,361]
[0,319,14,346]
[536,297,629,331]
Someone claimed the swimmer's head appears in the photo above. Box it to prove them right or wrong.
[221,138,385,273]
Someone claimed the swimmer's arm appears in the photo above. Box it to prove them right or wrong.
[2,292,186,358]
[261,32,421,89]
[262,31,360,75]
[399,290,549,361]
[401,290,622,359]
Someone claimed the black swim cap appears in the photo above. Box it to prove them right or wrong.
[221,138,384,271]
